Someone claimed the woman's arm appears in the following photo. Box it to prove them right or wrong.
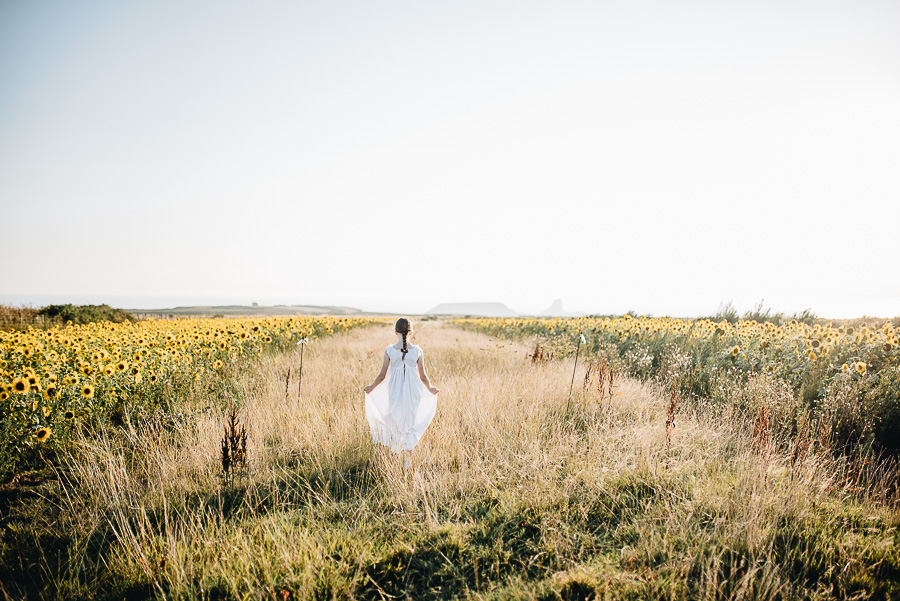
[417,354,439,395]
[363,352,390,394]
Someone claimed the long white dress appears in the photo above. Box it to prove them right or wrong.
[365,344,437,452]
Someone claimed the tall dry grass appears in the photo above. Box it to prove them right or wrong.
[6,322,898,600]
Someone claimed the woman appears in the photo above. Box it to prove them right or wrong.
[363,318,439,467]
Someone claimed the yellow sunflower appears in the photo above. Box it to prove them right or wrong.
[64,410,75,420]
[12,378,28,394]
[35,427,51,442]
[855,362,867,376]
[81,384,95,399]
[731,346,740,357]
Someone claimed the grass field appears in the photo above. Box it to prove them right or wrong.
[2,321,899,600]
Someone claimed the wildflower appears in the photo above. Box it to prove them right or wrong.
[855,362,867,376]
[840,363,849,373]
[35,427,51,442]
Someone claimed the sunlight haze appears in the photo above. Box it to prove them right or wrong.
[1,1,898,317]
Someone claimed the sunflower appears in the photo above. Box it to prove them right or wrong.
[808,352,817,362]
[64,410,75,420]
[27,375,38,388]
[884,343,893,353]
[855,362,867,376]
[116,361,127,372]
[81,384,95,399]
[82,365,94,376]
[213,360,223,369]
[731,346,740,357]
[35,427,51,442]
[67,374,80,386]
[218,342,227,350]
[840,363,849,373]
[0,391,8,401]
[103,365,114,376]
[13,378,27,394]
[149,374,158,383]
[133,373,142,384]
[44,384,59,401]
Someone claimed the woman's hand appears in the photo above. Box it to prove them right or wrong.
[429,386,439,395]
[363,385,374,394]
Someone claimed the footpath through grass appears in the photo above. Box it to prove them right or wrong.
[1,323,898,600]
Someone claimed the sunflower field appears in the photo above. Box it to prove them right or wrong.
[0,315,375,476]
[456,316,900,453]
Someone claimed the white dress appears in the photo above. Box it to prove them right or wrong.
[365,344,437,452]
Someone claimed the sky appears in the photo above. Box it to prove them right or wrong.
[1,0,898,317]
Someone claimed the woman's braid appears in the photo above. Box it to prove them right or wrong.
[395,317,411,363]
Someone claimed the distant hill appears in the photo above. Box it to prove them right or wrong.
[540,298,583,317]
[132,304,363,317]
[425,302,518,317]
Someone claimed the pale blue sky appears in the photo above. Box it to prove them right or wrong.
[1,1,898,317]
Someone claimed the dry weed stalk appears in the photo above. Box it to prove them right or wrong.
[664,381,679,468]
[790,410,813,477]
[221,408,248,483]
[753,405,771,455]
[607,363,616,400]
[582,362,594,393]
[582,358,616,409]
[284,367,292,400]
[529,344,553,364]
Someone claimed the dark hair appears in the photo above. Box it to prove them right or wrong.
[395,318,410,361]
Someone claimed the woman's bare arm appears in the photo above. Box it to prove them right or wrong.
[363,352,390,394]
[417,354,439,394]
